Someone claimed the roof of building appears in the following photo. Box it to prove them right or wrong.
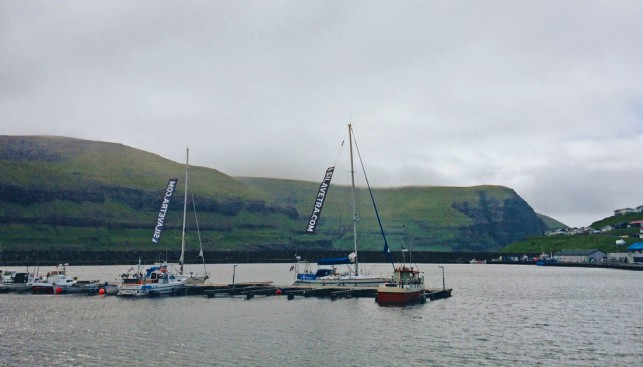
[626,242,643,251]
[553,249,605,256]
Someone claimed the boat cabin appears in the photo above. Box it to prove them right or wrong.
[390,266,423,285]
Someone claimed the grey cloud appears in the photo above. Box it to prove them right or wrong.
[1,1,642,228]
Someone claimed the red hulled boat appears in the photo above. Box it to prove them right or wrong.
[377,265,426,305]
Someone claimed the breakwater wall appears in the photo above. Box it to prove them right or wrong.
[0,250,519,266]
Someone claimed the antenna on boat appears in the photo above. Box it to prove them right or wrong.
[402,246,407,268]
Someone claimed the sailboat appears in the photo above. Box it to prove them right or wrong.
[292,124,388,287]
[179,149,209,286]
[117,148,208,297]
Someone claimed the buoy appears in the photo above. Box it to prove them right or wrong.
[55,287,63,294]
[275,289,282,295]
[98,288,106,295]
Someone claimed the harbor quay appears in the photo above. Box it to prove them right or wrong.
[0,280,453,303]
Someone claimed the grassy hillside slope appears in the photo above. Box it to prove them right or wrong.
[0,136,298,251]
[537,214,567,229]
[1,136,551,253]
[238,178,547,252]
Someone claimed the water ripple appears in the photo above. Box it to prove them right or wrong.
[1,264,641,366]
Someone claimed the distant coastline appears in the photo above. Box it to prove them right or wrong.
[1,250,510,266]
[3,250,640,270]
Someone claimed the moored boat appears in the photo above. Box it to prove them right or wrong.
[293,254,387,287]
[469,259,486,264]
[377,247,427,305]
[117,262,188,297]
[31,264,80,294]
[536,252,557,266]
[377,265,426,305]
[117,148,208,297]
[292,124,388,287]
[1,269,41,293]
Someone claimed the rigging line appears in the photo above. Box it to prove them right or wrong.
[351,129,396,271]
[333,139,345,167]
[189,187,209,275]
[189,188,203,254]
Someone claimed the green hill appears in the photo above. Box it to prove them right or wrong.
[501,212,643,254]
[1,135,552,253]
[238,178,547,251]
[537,213,567,229]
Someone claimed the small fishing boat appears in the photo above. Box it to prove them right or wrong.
[536,252,557,266]
[377,248,426,305]
[469,259,486,264]
[117,262,188,297]
[31,264,81,294]
[377,266,426,305]
[1,269,41,293]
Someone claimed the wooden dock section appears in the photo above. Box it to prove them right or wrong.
[195,283,453,303]
[2,280,452,303]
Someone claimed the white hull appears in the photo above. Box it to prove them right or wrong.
[294,275,388,287]
[117,281,185,297]
[31,269,78,294]
[184,275,208,285]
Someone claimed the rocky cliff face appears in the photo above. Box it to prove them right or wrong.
[451,190,547,251]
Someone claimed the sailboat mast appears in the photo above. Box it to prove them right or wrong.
[180,148,189,275]
[348,124,359,276]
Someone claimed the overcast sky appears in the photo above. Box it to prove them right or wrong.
[2,1,642,228]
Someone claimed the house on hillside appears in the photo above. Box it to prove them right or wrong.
[636,205,643,213]
[614,222,630,230]
[545,228,567,236]
[626,243,643,264]
[614,208,636,216]
[629,220,643,228]
[553,249,606,263]
[569,227,584,235]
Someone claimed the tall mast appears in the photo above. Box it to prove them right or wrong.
[349,124,359,276]
[180,148,189,275]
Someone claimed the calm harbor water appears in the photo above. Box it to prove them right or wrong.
[1,263,640,366]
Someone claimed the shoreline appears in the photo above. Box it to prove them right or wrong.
[0,249,511,266]
[1,250,640,270]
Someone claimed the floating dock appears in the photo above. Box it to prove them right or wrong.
[2,281,453,303]
[197,283,452,302]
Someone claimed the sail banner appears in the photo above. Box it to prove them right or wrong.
[152,178,179,243]
[305,166,335,234]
